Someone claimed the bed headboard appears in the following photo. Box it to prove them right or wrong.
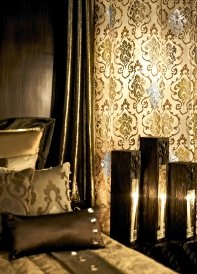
[0,0,54,119]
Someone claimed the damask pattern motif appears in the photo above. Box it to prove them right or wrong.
[168,9,187,36]
[30,163,72,215]
[94,0,197,233]
[0,168,34,215]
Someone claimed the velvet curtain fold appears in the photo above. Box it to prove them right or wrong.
[48,0,95,207]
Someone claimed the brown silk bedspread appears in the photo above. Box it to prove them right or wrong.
[0,234,177,274]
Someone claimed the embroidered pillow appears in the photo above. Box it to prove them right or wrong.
[0,168,34,250]
[29,162,72,215]
[0,168,34,215]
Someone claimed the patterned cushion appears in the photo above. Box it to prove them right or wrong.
[0,168,34,215]
[29,162,72,215]
[0,167,34,251]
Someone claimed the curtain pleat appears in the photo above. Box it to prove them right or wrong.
[85,0,95,206]
[48,0,95,207]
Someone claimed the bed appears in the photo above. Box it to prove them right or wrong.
[0,117,177,274]
[0,233,177,274]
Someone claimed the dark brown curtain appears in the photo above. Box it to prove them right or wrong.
[47,0,95,208]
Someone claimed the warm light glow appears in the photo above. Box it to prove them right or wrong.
[186,191,195,201]
[186,189,195,238]
[130,179,139,243]
[159,193,166,201]
[157,165,167,240]
[131,190,139,202]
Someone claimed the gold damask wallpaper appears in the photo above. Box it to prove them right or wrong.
[94,0,197,233]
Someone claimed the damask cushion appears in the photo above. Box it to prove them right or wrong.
[0,168,34,215]
[0,168,34,250]
[0,117,55,169]
[1,208,105,259]
[29,162,72,215]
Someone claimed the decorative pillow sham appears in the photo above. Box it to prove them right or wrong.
[2,208,105,259]
[0,168,34,250]
[0,117,56,169]
[29,162,72,215]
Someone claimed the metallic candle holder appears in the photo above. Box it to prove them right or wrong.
[110,150,141,246]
